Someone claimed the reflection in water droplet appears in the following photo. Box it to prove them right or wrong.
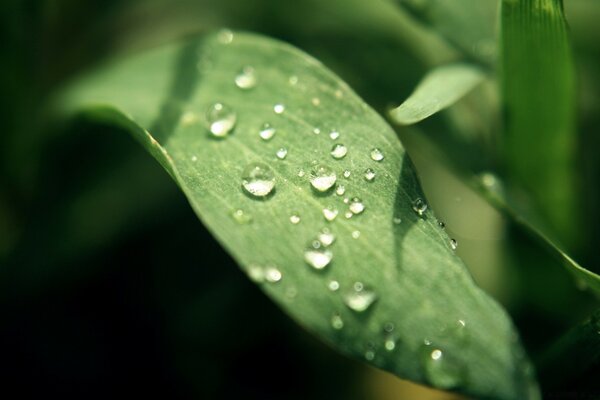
[322,206,339,222]
[344,282,377,312]
[329,131,340,140]
[274,104,285,114]
[259,123,276,140]
[336,185,346,196]
[310,165,337,192]
[370,148,384,161]
[290,214,301,224]
[265,266,282,283]
[349,198,365,214]
[450,238,458,250]
[412,198,428,216]
[343,170,351,178]
[241,162,275,197]
[328,280,340,291]
[318,228,335,246]
[232,209,252,224]
[330,144,348,159]
[206,102,236,137]
[235,66,256,89]
[364,168,376,181]
[331,313,344,330]
[276,147,288,160]
[304,244,333,270]
[351,230,361,239]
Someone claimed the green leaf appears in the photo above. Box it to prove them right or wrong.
[389,63,485,125]
[59,31,539,400]
[501,0,579,247]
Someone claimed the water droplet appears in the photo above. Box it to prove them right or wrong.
[313,128,321,135]
[343,197,349,204]
[343,170,351,178]
[370,148,384,161]
[351,230,361,239]
[450,238,458,250]
[217,29,234,44]
[247,264,264,283]
[329,131,340,140]
[335,185,346,196]
[344,211,353,219]
[383,322,395,333]
[290,214,301,224]
[330,144,348,159]
[191,155,198,162]
[331,313,344,330]
[265,266,282,283]
[276,147,288,160]
[309,165,337,192]
[297,169,305,177]
[384,337,396,351]
[289,75,298,85]
[259,123,276,140]
[328,280,340,291]
[422,345,463,389]
[235,66,257,89]
[311,97,320,106]
[393,216,402,224]
[364,349,376,361]
[344,282,377,312]
[274,104,285,114]
[364,168,376,181]
[322,206,339,221]
[412,198,428,216]
[206,102,236,137]
[318,228,336,246]
[349,198,365,214]
[438,221,446,229]
[232,209,252,224]
[241,162,275,197]
[304,244,333,270]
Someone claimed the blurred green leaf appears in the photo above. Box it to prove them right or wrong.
[501,0,579,247]
[389,63,485,125]
[60,31,539,399]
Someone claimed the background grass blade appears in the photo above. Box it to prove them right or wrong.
[389,63,485,125]
[59,31,539,399]
[501,0,579,248]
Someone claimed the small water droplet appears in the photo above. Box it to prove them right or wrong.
[329,131,340,140]
[217,29,234,44]
[241,162,275,197]
[364,349,376,361]
[328,280,340,291]
[351,230,361,239]
[206,102,236,137]
[344,283,377,312]
[393,216,402,224]
[309,165,337,192]
[304,244,333,270]
[290,214,301,224]
[335,185,346,196]
[384,337,396,351]
[364,168,376,181]
[370,148,384,161]
[349,198,365,214]
[235,66,256,89]
[274,104,285,114]
[343,170,351,178]
[297,169,305,177]
[383,322,395,333]
[313,128,321,135]
[331,313,344,330]
[344,211,353,219]
[343,197,349,204]
[330,144,348,159]
[422,345,463,389]
[232,209,252,224]
[259,123,276,140]
[265,266,282,283]
[450,238,458,250]
[276,147,288,160]
[311,97,320,106]
[322,206,339,222]
[191,155,198,162]
[412,198,428,216]
[318,228,336,246]
[438,221,446,229]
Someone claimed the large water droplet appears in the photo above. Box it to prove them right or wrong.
[235,66,257,89]
[241,162,275,197]
[274,104,285,114]
[330,144,348,159]
[322,206,339,221]
[349,198,365,214]
[318,228,336,246]
[259,123,276,140]
[364,168,376,181]
[206,102,236,137]
[264,266,282,283]
[304,243,333,270]
[344,282,377,312]
[276,147,288,160]
[412,198,428,216]
[331,313,344,330]
[370,148,384,161]
[310,165,337,192]
[422,345,463,389]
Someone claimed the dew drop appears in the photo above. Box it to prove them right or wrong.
[276,147,288,160]
[384,337,396,351]
[393,216,402,224]
[412,198,428,216]
[438,221,446,229]
[231,209,252,224]
[450,238,458,250]
[331,313,344,330]
[309,165,337,192]
[241,162,275,198]
[351,230,361,239]
[318,228,336,246]
[313,128,321,135]
[370,148,384,161]
[322,206,339,222]
[344,282,377,312]
[343,170,351,178]
[349,198,365,214]
[364,349,376,361]
[335,185,346,196]
[329,131,340,140]
[364,168,376,181]
[328,280,340,291]
[304,244,333,270]
[297,169,305,177]
[274,104,285,114]
[290,214,301,224]
[247,264,264,283]
[234,66,257,89]
[206,102,236,138]
[383,322,395,333]
[259,123,276,140]
[422,345,463,389]
[265,266,282,283]
[217,29,234,44]
[330,144,348,159]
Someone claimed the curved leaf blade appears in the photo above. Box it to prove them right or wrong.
[390,63,485,125]
[60,31,538,399]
